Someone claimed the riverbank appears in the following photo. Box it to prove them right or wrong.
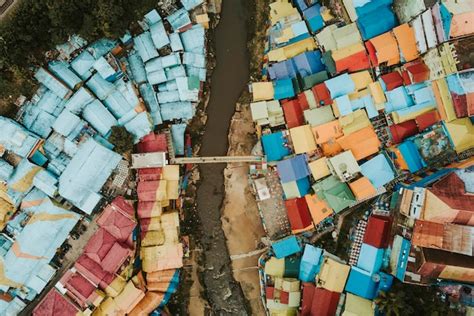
[221,0,270,313]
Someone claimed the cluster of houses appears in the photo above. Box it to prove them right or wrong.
[0,0,209,314]
[248,0,473,314]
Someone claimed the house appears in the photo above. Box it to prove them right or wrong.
[272,236,301,259]
[389,119,419,143]
[0,117,42,158]
[308,157,330,181]
[310,288,340,316]
[363,215,391,248]
[282,99,305,128]
[444,118,474,153]
[349,177,377,201]
[285,197,313,233]
[305,193,334,225]
[357,243,384,274]
[274,78,296,100]
[345,267,378,299]
[328,151,361,182]
[360,154,395,188]
[392,23,419,62]
[290,125,317,154]
[262,132,291,162]
[365,31,400,66]
[299,245,323,282]
[33,289,79,316]
[415,248,474,283]
[252,82,275,101]
[312,176,356,213]
[312,120,343,144]
[342,293,374,316]
[316,256,350,292]
[353,0,397,40]
[336,126,381,161]
[276,155,310,183]
[304,106,335,127]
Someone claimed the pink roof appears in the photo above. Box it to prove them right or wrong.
[101,242,132,273]
[137,133,168,153]
[137,180,162,201]
[96,199,136,243]
[84,229,117,263]
[138,168,163,181]
[63,272,96,307]
[74,254,115,289]
[33,289,79,316]
[137,201,160,219]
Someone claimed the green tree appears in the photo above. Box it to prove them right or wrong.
[375,290,414,316]
[108,126,134,155]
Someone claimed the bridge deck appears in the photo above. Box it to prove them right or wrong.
[171,156,263,164]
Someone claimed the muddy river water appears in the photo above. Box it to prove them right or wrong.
[195,0,251,314]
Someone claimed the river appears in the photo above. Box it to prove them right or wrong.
[195,0,251,314]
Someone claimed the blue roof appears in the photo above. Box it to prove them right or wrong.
[0,159,13,181]
[58,138,121,214]
[144,9,162,25]
[293,51,325,77]
[325,73,355,98]
[166,9,192,31]
[169,33,184,52]
[87,38,117,58]
[160,101,194,121]
[171,123,187,155]
[345,267,378,299]
[139,83,160,113]
[296,177,311,197]
[134,31,159,62]
[393,236,411,281]
[104,89,135,119]
[86,73,115,100]
[181,0,204,10]
[124,112,153,143]
[64,87,95,114]
[48,61,82,89]
[376,272,394,295]
[180,25,206,54]
[150,21,170,50]
[262,132,291,161]
[6,159,41,207]
[360,154,395,188]
[82,99,118,136]
[34,68,71,99]
[127,50,148,84]
[71,50,95,80]
[273,79,295,100]
[398,140,426,173]
[268,60,297,80]
[272,236,301,259]
[356,1,397,40]
[385,86,413,113]
[21,103,56,138]
[52,109,83,138]
[276,155,310,183]
[299,244,323,282]
[357,243,384,274]
[303,4,324,33]
[0,117,40,158]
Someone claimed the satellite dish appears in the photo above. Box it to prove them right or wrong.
[372,273,381,282]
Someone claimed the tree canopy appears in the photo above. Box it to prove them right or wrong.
[108,126,134,155]
[0,0,156,110]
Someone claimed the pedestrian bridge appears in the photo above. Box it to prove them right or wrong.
[171,156,264,164]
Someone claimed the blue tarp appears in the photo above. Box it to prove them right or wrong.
[357,243,384,274]
[272,236,301,259]
[262,132,291,161]
[274,79,295,100]
[360,154,395,188]
[299,245,323,282]
[398,140,426,173]
[345,267,378,299]
[171,123,187,155]
[276,155,310,183]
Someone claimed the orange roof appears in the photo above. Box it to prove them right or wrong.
[305,194,333,225]
[366,32,400,66]
[349,177,377,200]
[393,24,419,62]
[312,120,343,144]
[321,141,343,157]
[336,126,380,160]
[450,12,474,38]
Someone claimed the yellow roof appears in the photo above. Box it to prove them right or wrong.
[269,0,299,25]
[444,118,474,154]
[163,165,179,181]
[433,78,457,122]
[268,37,317,62]
[392,104,437,124]
[332,42,366,61]
[166,180,179,200]
[252,82,275,101]
[290,125,317,154]
[316,257,350,292]
[113,281,145,314]
[264,257,285,277]
[368,82,386,105]
[350,71,373,91]
[339,109,371,135]
[342,293,374,316]
[308,157,330,180]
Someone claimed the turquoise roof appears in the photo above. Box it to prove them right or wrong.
[64,87,95,114]
[169,33,184,52]
[127,50,148,84]
[34,68,71,99]
[166,9,192,32]
[48,61,82,89]
[0,117,40,158]
[134,31,158,62]
[180,25,206,54]
[160,101,194,121]
[150,21,170,50]
[139,83,160,113]
[145,9,162,25]
[52,109,83,138]
[124,112,153,143]
[82,99,118,136]
[0,159,14,181]
[71,50,95,80]
[86,73,115,100]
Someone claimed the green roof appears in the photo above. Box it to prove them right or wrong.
[312,176,355,213]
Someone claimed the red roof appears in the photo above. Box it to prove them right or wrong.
[451,92,468,118]
[335,50,370,73]
[468,93,474,116]
[74,254,116,289]
[381,72,403,91]
[33,289,79,316]
[401,70,412,85]
[101,242,131,273]
[280,291,289,304]
[285,197,313,231]
[430,172,474,214]
[312,83,332,106]
[363,215,391,248]
[311,288,340,316]
[415,110,441,131]
[297,92,310,110]
[137,132,168,153]
[300,283,315,316]
[62,271,96,307]
[389,119,419,143]
[96,198,136,244]
[266,286,275,300]
[138,167,163,181]
[405,61,430,83]
[282,100,305,128]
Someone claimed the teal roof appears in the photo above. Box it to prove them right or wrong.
[34,68,71,99]
[139,83,160,113]
[0,117,40,158]
[86,73,115,100]
[160,101,194,121]
[145,9,162,25]
[150,21,170,50]
[124,112,153,143]
[169,33,184,52]
[64,87,95,114]
[180,24,205,54]
[71,50,95,80]
[166,9,192,31]
[82,99,118,136]
[52,109,83,138]
[127,50,148,84]
[48,61,81,89]
[0,159,14,181]
[182,0,204,10]
[134,31,158,62]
